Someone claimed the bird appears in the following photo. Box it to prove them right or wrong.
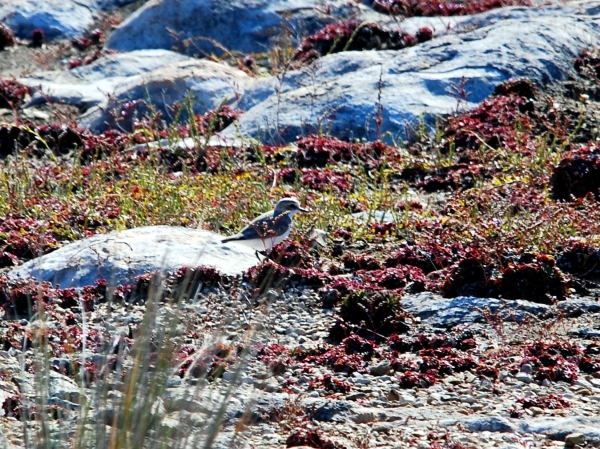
[221,197,309,251]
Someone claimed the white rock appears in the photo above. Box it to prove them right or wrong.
[106,0,354,55]
[399,394,416,405]
[9,225,259,288]
[516,372,534,384]
[222,4,599,144]
[401,292,551,327]
[565,432,586,447]
[21,50,191,110]
[575,378,594,390]
[0,0,95,40]
[0,0,137,40]
[79,59,251,133]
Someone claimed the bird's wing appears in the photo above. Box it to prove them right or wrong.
[249,208,275,224]
[222,209,293,243]
[222,209,275,242]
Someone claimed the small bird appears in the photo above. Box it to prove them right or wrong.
[222,197,309,251]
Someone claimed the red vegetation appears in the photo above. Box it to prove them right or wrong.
[195,105,242,135]
[257,343,291,375]
[322,374,352,393]
[372,0,533,17]
[518,340,592,384]
[171,266,224,300]
[0,122,89,158]
[0,217,60,263]
[371,221,397,237]
[440,247,570,304]
[293,21,422,66]
[416,27,434,43]
[0,106,241,168]
[2,395,22,420]
[286,428,344,449]
[0,277,106,318]
[269,240,315,269]
[389,331,476,352]
[246,259,328,294]
[579,342,600,374]
[385,242,461,273]
[175,342,232,379]
[397,163,482,192]
[67,28,110,68]
[517,393,571,409]
[0,23,16,49]
[67,49,114,70]
[498,254,569,303]
[395,78,538,192]
[386,331,500,388]
[72,28,105,51]
[341,253,383,271]
[296,340,371,374]
[357,266,427,290]
[279,168,350,193]
[31,29,45,47]
[332,228,353,241]
[551,144,600,201]
[0,79,30,109]
[397,371,436,388]
[274,135,392,169]
[445,79,536,154]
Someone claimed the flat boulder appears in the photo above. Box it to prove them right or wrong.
[8,226,258,289]
[520,417,600,444]
[401,292,553,327]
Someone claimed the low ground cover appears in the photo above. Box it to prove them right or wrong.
[0,10,599,448]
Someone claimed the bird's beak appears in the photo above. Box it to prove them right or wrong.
[299,206,310,213]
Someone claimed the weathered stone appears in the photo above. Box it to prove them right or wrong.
[400,292,552,327]
[21,50,191,110]
[106,0,353,55]
[565,432,586,447]
[79,59,251,133]
[520,417,600,444]
[0,0,137,40]
[441,415,517,432]
[222,5,599,143]
[9,226,259,288]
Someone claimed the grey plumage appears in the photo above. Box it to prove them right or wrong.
[222,197,308,251]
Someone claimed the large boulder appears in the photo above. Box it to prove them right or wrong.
[8,226,259,288]
[77,59,251,132]
[21,50,191,109]
[221,4,600,143]
[0,0,138,40]
[105,0,356,56]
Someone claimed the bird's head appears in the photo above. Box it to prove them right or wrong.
[274,197,310,216]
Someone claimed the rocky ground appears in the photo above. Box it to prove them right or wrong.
[1,1,600,449]
[2,272,599,449]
